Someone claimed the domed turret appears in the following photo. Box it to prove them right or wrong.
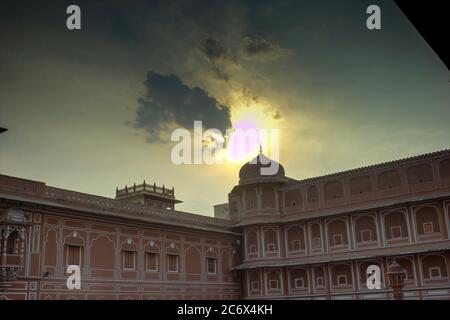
[238,152,285,185]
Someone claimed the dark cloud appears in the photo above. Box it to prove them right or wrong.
[198,36,288,81]
[199,38,228,62]
[135,71,232,142]
[242,37,287,60]
[198,38,238,81]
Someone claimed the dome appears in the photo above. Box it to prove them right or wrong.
[238,153,285,184]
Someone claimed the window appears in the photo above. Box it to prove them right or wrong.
[333,234,343,246]
[66,245,82,266]
[429,267,442,279]
[146,252,158,271]
[312,237,321,248]
[6,232,17,254]
[207,258,217,274]
[361,229,372,242]
[268,279,279,289]
[167,254,179,272]
[267,243,276,252]
[294,278,305,288]
[251,281,260,292]
[337,275,347,286]
[423,222,434,234]
[123,251,135,270]
[291,239,301,251]
[316,276,324,288]
[249,245,257,254]
[391,226,402,239]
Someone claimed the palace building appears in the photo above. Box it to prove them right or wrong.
[1,149,450,300]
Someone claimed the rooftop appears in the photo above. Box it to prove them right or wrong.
[285,149,450,185]
[115,181,178,201]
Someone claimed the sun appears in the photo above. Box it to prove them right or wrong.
[224,103,280,163]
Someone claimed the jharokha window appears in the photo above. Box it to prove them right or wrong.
[167,254,179,272]
[207,258,217,274]
[66,245,82,266]
[146,252,158,271]
[6,231,18,254]
[123,250,136,270]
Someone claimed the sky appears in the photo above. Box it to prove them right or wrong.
[0,0,449,216]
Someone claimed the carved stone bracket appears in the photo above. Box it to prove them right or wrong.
[0,266,22,283]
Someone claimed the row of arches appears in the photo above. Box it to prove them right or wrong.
[246,254,449,297]
[244,186,277,211]
[245,205,446,258]
[284,158,450,207]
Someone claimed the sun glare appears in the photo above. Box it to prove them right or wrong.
[225,103,279,163]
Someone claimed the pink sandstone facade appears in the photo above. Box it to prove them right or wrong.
[1,149,450,300]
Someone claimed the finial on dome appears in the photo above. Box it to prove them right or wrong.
[259,144,263,155]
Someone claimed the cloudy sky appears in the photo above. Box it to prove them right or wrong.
[0,0,449,216]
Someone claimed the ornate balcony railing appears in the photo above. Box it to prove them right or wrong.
[116,181,175,198]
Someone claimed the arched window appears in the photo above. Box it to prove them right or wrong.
[354,216,377,243]
[286,226,305,252]
[284,189,302,207]
[7,230,18,254]
[327,220,348,247]
[391,257,415,281]
[350,176,372,195]
[261,186,275,208]
[415,206,440,235]
[307,185,319,203]
[384,211,408,239]
[324,181,344,200]
[245,189,257,210]
[310,223,322,249]
[331,264,352,287]
[439,158,450,180]
[264,228,278,253]
[290,268,308,289]
[249,271,261,294]
[377,170,401,190]
[407,163,433,185]
[266,270,281,292]
[421,255,448,280]
[246,229,258,255]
